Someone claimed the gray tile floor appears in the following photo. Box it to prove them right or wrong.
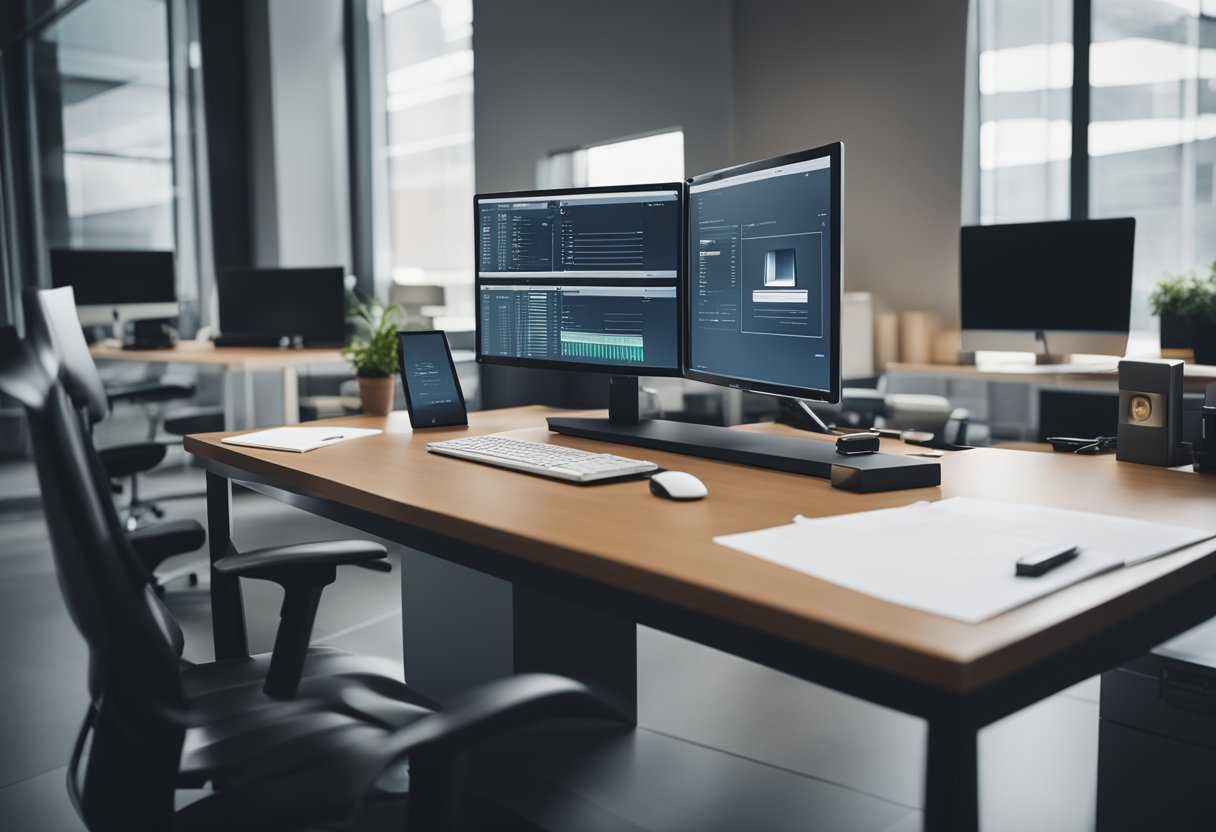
[0,406,1108,830]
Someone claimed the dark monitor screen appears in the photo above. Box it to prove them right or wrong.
[217,267,347,344]
[49,249,177,305]
[960,218,1135,333]
[474,183,683,376]
[685,142,843,402]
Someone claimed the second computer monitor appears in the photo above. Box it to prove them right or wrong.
[686,142,843,403]
[474,183,683,376]
[216,266,347,347]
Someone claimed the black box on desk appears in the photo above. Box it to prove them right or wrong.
[1097,617,1216,831]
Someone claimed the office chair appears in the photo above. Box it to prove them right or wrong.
[0,323,619,831]
[33,287,193,529]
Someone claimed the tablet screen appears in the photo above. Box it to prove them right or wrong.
[397,331,468,428]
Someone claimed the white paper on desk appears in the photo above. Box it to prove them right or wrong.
[220,426,381,453]
[714,497,1216,624]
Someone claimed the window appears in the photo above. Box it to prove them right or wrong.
[32,0,175,251]
[969,0,1216,332]
[379,0,475,327]
[1090,0,1216,329]
[540,130,685,189]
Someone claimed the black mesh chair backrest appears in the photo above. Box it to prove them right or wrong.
[0,324,186,830]
[34,286,109,426]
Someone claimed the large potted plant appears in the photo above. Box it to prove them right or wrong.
[1150,263,1216,364]
[342,293,400,415]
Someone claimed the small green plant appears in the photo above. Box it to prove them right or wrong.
[1150,262,1216,324]
[342,293,400,378]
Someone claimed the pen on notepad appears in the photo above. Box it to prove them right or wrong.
[319,435,344,442]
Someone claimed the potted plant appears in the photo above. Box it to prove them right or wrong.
[342,293,400,415]
[1150,263,1216,364]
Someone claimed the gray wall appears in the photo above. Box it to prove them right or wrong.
[473,0,970,324]
[472,0,735,192]
[731,0,969,325]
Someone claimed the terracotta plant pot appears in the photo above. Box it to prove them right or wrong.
[357,375,396,416]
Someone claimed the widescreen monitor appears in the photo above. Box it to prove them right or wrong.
[49,248,178,326]
[960,218,1135,357]
[685,142,843,403]
[474,183,683,377]
[216,266,347,347]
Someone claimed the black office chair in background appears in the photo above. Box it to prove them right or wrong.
[1,322,619,831]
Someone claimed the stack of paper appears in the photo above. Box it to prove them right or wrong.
[714,498,1216,623]
[221,427,382,453]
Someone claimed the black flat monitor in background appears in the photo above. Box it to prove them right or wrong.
[49,248,179,328]
[474,183,683,378]
[960,218,1136,359]
[215,267,347,347]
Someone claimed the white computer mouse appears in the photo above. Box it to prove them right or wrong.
[649,471,708,501]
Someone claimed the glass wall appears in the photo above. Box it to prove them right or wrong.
[380,0,475,325]
[32,0,175,251]
[972,0,1216,332]
[976,0,1072,224]
[1090,0,1216,329]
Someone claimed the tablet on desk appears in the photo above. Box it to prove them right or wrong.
[397,331,468,429]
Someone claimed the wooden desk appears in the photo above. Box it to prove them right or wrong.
[90,339,346,427]
[185,407,1216,830]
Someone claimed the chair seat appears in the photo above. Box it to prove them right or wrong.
[129,519,206,570]
[99,440,168,479]
[107,380,196,405]
[164,407,225,437]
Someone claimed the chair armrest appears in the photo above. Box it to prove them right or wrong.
[213,540,387,580]
[99,441,167,479]
[128,519,206,570]
[106,380,196,405]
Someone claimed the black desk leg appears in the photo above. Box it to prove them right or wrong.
[924,715,979,832]
[206,472,248,660]
[512,586,637,724]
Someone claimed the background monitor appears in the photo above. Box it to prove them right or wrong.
[685,142,843,403]
[960,218,1136,356]
[49,248,178,327]
[474,183,683,377]
[216,266,347,346]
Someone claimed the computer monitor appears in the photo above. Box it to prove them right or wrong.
[49,248,179,327]
[960,218,1136,358]
[685,142,843,403]
[216,266,347,347]
[474,183,683,376]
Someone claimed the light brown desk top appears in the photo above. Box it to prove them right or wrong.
[185,406,1216,695]
[89,339,346,369]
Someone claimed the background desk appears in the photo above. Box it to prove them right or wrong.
[90,339,346,428]
[185,407,1216,830]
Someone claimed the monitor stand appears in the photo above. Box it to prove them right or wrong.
[547,376,939,494]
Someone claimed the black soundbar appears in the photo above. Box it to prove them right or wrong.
[547,417,940,493]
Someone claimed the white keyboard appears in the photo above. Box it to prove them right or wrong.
[427,434,657,482]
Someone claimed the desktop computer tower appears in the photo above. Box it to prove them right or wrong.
[1097,617,1216,830]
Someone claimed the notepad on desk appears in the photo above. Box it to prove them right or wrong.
[715,498,1216,624]
[221,426,381,453]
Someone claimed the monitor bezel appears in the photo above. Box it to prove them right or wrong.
[473,182,686,378]
[682,141,844,404]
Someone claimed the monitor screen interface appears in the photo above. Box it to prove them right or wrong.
[960,218,1135,334]
[475,186,682,374]
[50,249,177,305]
[686,145,841,400]
[217,267,347,343]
